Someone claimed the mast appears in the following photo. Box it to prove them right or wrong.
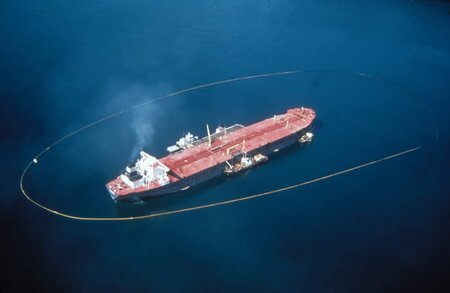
[206,124,212,146]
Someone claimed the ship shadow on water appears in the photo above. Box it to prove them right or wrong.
[113,175,232,217]
[312,119,323,131]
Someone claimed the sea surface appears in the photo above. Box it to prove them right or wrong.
[1,1,450,291]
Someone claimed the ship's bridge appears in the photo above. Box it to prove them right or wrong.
[137,151,170,182]
[120,151,170,188]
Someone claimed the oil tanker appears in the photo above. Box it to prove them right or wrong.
[106,107,316,202]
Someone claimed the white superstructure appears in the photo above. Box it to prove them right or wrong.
[120,151,170,188]
[167,132,199,153]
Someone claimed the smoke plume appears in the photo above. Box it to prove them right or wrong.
[104,82,170,161]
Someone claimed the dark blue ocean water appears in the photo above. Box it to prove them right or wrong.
[2,1,450,291]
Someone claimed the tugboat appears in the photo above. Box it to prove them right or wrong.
[299,132,314,143]
[224,153,268,175]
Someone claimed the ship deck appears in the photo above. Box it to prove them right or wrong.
[107,107,315,197]
[161,107,315,178]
